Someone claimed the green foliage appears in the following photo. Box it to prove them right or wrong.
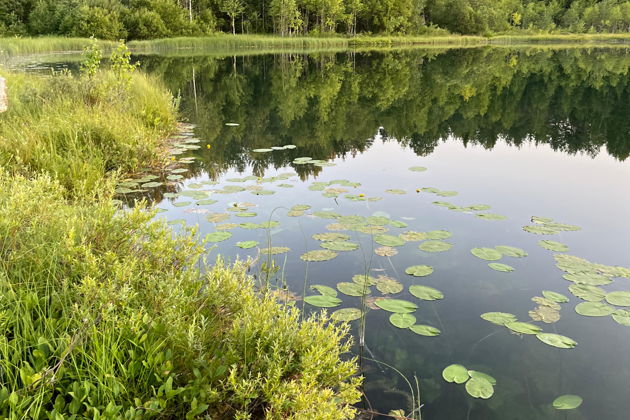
[80,37,102,79]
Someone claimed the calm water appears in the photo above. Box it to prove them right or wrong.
[26,47,630,419]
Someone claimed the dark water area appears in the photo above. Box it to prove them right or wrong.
[22,46,630,419]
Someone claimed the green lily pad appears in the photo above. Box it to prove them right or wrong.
[173,201,192,207]
[495,246,528,258]
[409,166,427,172]
[304,295,341,308]
[409,285,444,301]
[419,241,453,253]
[426,230,452,240]
[529,305,560,323]
[605,291,630,306]
[313,232,350,242]
[465,377,494,399]
[405,265,434,277]
[374,299,418,313]
[436,190,458,197]
[374,234,406,247]
[569,284,606,302]
[390,313,417,328]
[563,272,611,286]
[389,220,408,228]
[400,231,428,241]
[476,213,507,221]
[375,246,398,257]
[553,395,583,410]
[542,291,569,303]
[409,324,441,336]
[352,274,378,287]
[206,213,230,223]
[205,231,232,243]
[536,333,577,349]
[337,282,370,297]
[236,241,258,249]
[252,148,273,153]
[375,276,403,294]
[141,181,163,188]
[471,248,502,261]
[300,250,338,262]
[468,371,496,385]
[505,321,542,335]
[170,168,189,174]
[488,263,514,272]
[523,225,559,235]
[235,212,257,217]
[259,247,290,255]
[320,241,359,252]
[309,285,337,297]
[539,240,569,252]
[166,175,184,181]
[196,199,218,205]
[575,302,615,317]
[331,308,362,322]
[481,312,517,326]
[464,204,491,211]
[612,309,630,326]
[386,189,407,195]
[442,364,469,384]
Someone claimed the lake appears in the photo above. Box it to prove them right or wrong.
[24,46,630,419]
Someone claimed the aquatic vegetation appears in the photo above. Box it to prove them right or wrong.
[374,299,418,313]
[539,240,569,252]
[575,302,615,316]
[442,365,495,399]
[481,312,518,325]
[536,333,577,349]
[409,285,444,301]
[488,262,514,272]
[553,394,583,410]
[405,265,434,277]
[419,240,453,252]
[300,249,338,262]
[471,247,503,261]
[332,308,363,321]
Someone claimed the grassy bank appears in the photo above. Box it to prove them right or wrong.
[0,48,361,418]
[0,37,116,56]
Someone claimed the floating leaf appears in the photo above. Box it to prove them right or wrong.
[375,246,398,257]
[409,285,444,301]
[260,247,290,255]
[337,282,370,297]
[436,190,458,197]
[389,220,408,228]
[252,148,273,153]
[539,240,569,252]
[205,231,232,243]
[386,189,407,195]
[375,276,403,294]
[569,284,606,302]
[313,232,350,242]
[536,333,577,349]
[426,230,452,240]
[374,299,418,313]
[563,272,611,286]
[352,274,378,287]
[409,166,427,172]
[399,231,427,241]
[468,371,496,385]
[374,234,406,247]
[532,296,561,310]
[331,308,362,322]
[495,246,528,258]
[235,212,257,217]
[300,250,338,262]
[464,204,491,211]
[442,364,469,384]
[166,175,183,181]
[476,213,506,221]
[304,295,341,308]
[311,284,337,297]
[173,201,192,207]
[410,324,441,336]
[612,309,630,326]
[575,302,615,317]
[390,313,417,328]
[465,377,494,399]
[141,181,163,188]
[471,248,502,261]
[206,213,230,223]
[481,312,518,326]
[405,265,434,277]
[529,306,560,323]
[505,321,542,335]
[419,241,453,253]
[488,263,514,272]
[523,225,559,235]
[605,291,630,307]
[542,291,569,303]
[236,241,258,249]
[196,199,218,205]
[553,395,583,410]
[320,241,359,252]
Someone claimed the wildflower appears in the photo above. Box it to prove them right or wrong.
[359,193,365,197]
[206,144,212,149]
[416,189,421,193]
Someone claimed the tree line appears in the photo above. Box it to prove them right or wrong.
[2,0,630,39]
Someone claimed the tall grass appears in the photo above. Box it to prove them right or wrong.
[0,37,116,56]
[0,69,177,198]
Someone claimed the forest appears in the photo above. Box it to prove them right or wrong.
[2,0,630,39]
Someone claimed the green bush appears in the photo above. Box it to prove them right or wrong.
[0,172,361,418]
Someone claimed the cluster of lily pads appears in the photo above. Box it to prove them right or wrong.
[522,216,581,235]
[470,245,527,272]
[442,364,496,399]
[252,144,297,153]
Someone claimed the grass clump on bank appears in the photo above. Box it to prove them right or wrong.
[0,37,116,56]
[0,172,361,418]
[0,43,176,198]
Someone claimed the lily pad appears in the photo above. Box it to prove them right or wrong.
[196,199,218,205]
[529,306,560,323]
[569,284,606,302]
[141,181,163,188]
[166,175,184,181]
[311,284,337,297]
[375,246,398,257]
[605,291,630,307]
[468,371,496,385]
[374,299,418,313]
[352,274,378,287]
[300,250,338,262]
[442,364,469,384]
[386,189,407,195]
[465,377,494,399]
[575,302,615,317]
[337,282,370,297]
[173,201,192,207]
[320,241,359,252]
[409,285,444,301]
[539,240,569,252]
[389,313,417,328]
[409,166,428,172]
[505,321,542,335]
[553,395,583,410]
[419,241,453,253]
[488,263,515,272]
[426,230,452,240]
[476,213,507,221]
[235,212,257,217]
[409,324,441,336]
[612,309,630,326]
[205,231,232,243]
[536,333,577,349]
[495,246,528,258]
[471,247,502,261]
[523,225,559,235]
[481,312,517,326]
[375,276,403,294]
[374,234,406,247]
[405,265,434,277]
[313,232,350,242]
[331,308,362,322]
[260,247,290,255]
[563,272,611,286]
[206,213,230,223]
[400,231,428,241]
[542,290,569,303]
[236,241,258,249]
[304,295,341,308]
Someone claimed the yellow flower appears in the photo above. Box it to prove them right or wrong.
[206,144,212,149]
[359,193,365,197]
[416,189,421,193]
